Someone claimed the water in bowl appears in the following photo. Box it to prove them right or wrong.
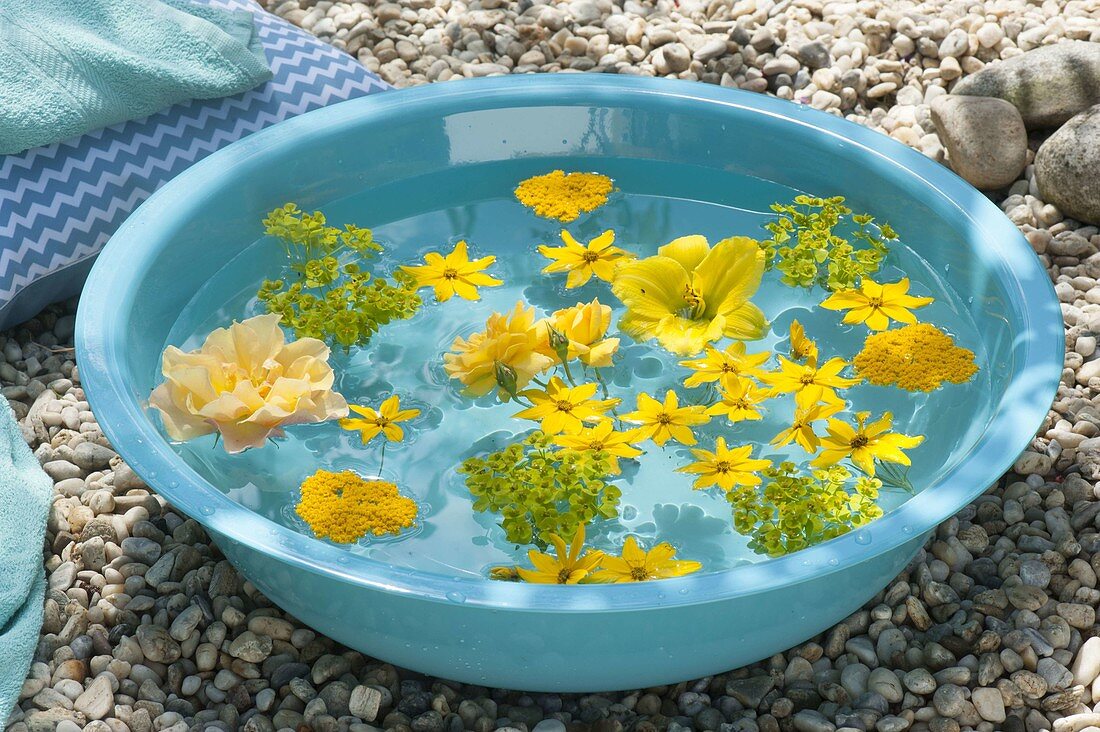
[161,159,993,577]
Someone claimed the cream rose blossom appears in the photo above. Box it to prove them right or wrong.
[149,314,348,453]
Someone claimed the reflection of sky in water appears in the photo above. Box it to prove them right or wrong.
[162,158,994,578]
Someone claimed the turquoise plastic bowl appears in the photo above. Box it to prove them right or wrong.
[77,76,1062,692]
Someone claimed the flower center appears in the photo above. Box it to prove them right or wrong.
[375,416,391,427]
[867,296,883,308]
[630,566,649,581]
[715,460,733,473]
[799,372,817,385]
[442,267,459,279]
[657,413,673,425]
[582,250,601,263]
[720,363,737,373]
[557,568,573,583]
[850,434,869,449]
[734,399,751,409]
[555,400,575,413]
[682,285,707,319]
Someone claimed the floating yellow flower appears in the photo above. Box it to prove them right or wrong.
[854,323,978,391]
[444,302,556,399]
[149,314,348,454]
[538,230,634,289]
[589,537,702,583]
[621,390,710,446]
[770,401,843,453]
[515,525,604,584]
[296,470,417,543]
[812,411,924,475]
[554,421,643,474]
[759,355,860,409]
[677,437,772,491]
[611,235,767,356]
[339,394,419,444]
[401,240,502,302]
[488,566,520,581]
[706,377,768,423]
[515,170,614,222]
[513,376,619,435]
[679,342,770,388]
[541,299,620,367]
[788,320,818,362]
[819,277,933,331]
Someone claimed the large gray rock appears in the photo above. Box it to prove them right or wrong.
[930,95,1027,190]
[1035,105,1100,225]
[953,41,1100,129]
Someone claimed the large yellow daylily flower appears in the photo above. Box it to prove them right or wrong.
[515,525,604,584]
[679,342,770,388]
[758,355,861,409]
[401,240,502,302]
[811,411,924,475]
[589,537,702,583]
[339,394,420,444]
[538,230,634,289]
[611,235,767,356]
[819,277,934,331]
[621,390,710,446]
[554,421,644,474]
[677,437,772,491]
[512,376,619,435]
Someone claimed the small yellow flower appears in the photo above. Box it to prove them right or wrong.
[512,376,619,435]
[759,355,861,409]
[819,277,934,331]
[488,566,520,581]
[401,240,502,302]
[706,376,768,423]
[515,525,604,584]
[541,299,620,367]
[788,320,818,362]
[770,401,843,453]
[338,394,419,444]
[621,390,710,446]
[679,342,770,388]
[554,421,643,474]
[444,302,556,399]
[514,170,614,222]
[677,437,771,491]
[611,235,767,356]
[589,537,702,583]
[812,411,924,475]
[538,230,634,289]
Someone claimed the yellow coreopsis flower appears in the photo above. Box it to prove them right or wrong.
[554,421,643,474]
[621,390,710,446]
[759,355,860,409]
[677,437,772,491]
[812,411,924,475]
[788,320,818,362]
[401,240,503,302]
[538,230,634,288]
[443,302,556,399]
[589,537,702,583]
[770,401,843,453]
[339,394,420,444]
[679,342,770,387]
[611,235,767,356]
[516,525,604,584]
[513,376,619,435]
[706,376,769,423]
[819,277,934,331]
[541,299,620,367]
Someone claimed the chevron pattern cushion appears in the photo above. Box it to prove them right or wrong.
[0,0,390,330]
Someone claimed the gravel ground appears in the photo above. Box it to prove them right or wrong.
[7,2,1100,731]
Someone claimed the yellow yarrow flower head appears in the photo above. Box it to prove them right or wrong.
[540,299,621,368]
[705,376,769,423]
[679,342,770,388]
[296,471,417,543]
[401,240,502,302]
[515,525,604,584]
[770,401,843,453]
[819,277,934,331]
[538,230,635,289]
[338,394,420,444]
[553,421,643,474]
[589,536,702,583]
[759,355,860,409]
[611,235,768,356]
[677,437,772,491]
[514,170,614,222]
[621,390,710,446]
[443,302,556,400]
[788,319,818,362]
[812,411,924,475]
[512,376,620,435]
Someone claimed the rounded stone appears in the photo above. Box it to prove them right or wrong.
[930,95,1027,190]
[1036,105,1100,225]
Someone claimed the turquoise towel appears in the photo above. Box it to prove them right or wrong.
[0,398,52,724]
[0,0,273,155]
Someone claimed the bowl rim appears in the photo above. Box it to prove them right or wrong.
[77,74,1062,612]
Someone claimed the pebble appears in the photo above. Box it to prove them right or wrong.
[1036,105,1100,225]
[930,95,1027,190]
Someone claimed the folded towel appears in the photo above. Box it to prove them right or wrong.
[0,398,52,723]
[0,0,273,155]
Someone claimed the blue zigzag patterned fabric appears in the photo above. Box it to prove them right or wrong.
[0,0,390,330]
